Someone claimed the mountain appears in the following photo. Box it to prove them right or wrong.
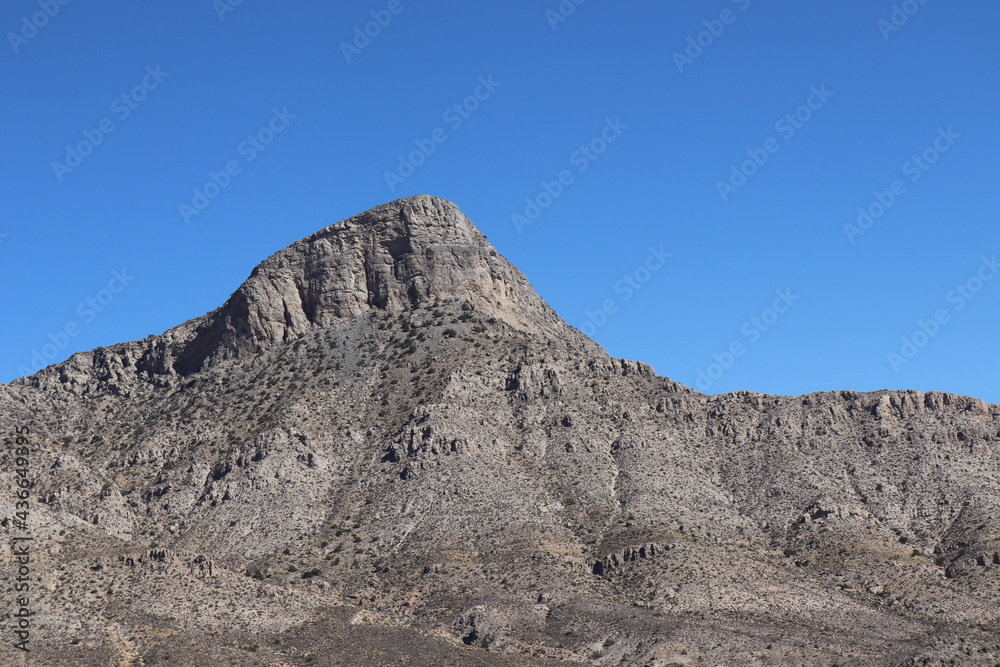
[2,195,999,666]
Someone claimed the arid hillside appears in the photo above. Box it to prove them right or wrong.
[2,196,999,666]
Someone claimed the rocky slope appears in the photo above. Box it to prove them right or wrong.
[2,195,999,666]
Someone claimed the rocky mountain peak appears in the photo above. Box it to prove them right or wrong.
[4,196,1000,666]
[166,196,583,376]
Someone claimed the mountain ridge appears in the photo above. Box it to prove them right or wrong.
[2,196,999,666]
[13,195,993,411]
[14,195,602,395]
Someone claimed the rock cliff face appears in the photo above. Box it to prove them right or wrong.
[2,196,999,666]
[136,196,590,379]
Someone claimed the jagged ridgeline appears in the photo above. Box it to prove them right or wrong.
[2,196,999,666]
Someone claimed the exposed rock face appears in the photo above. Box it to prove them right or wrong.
[167,195,586,377]
[2,196,999,666]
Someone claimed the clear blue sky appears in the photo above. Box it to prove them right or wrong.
[2,1,999,402]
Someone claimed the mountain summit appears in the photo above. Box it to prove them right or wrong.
[27,196,595,393]
[170,195,580,375]
[2,197,999,666]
